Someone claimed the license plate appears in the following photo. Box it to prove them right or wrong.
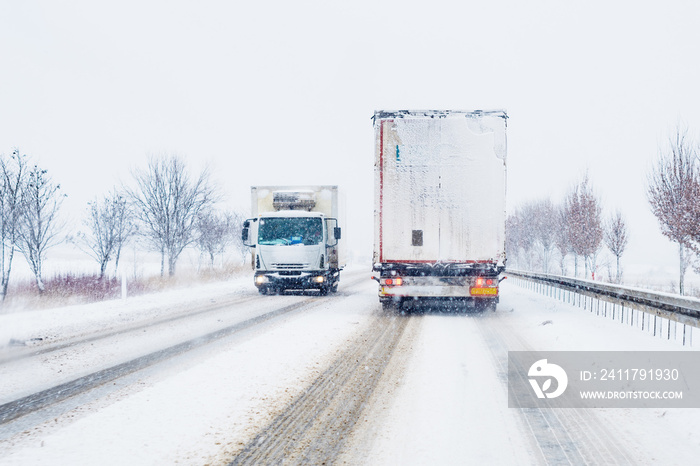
[470,287,498,296]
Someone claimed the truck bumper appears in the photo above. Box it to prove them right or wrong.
[376,275,499,311]
[379,285,498,300]
[255,269,340,293]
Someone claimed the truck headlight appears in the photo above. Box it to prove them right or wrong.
[255,275,269,285]
[312,275,325,284]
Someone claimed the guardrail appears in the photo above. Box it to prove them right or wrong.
[505,269,700,346]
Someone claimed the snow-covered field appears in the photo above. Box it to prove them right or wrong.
[1,268,699,465]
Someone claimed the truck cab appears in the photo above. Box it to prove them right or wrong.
[242,187,343,295]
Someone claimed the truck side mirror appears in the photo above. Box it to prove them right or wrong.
[242,220,250,241]
[325,218,339,247]
[242,220,255,247]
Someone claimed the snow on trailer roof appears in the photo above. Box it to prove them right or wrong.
[373,109,508,120]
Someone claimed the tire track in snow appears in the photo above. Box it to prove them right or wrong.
[229,310,408,465]
[476,311,636,465]
[0,294,260,364]
[0,298,324,426]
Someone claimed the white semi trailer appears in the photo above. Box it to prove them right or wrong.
[242,186,344,295]
[372,110,507,311]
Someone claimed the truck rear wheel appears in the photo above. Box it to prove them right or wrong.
[381,298,403,312]
[475,299,497,312]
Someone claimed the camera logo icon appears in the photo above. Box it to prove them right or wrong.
[528,359,568,399]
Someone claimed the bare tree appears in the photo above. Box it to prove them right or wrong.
[111,190,135,276]
[127,155,216,277]
[554,205,571,276]
[647,127,699,295]
[604,210,629,284]
[532,198,557,273]
[196,210,234,269]
[0,150,28,301]
[16,164,65,293]
[196,210,250,269]
[505,213,522,269]
[566,175,602,279]
[228,210,249,264]
[579,178,603,278]
[506,208,535,270]
[73,189,134,279]
[564,184,584,276]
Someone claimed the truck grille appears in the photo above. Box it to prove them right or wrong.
[271,263,308,269]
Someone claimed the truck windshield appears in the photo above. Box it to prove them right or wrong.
[258,217,323,246]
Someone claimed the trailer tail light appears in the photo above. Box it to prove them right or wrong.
[470,276,498,296]
[381,277,403,286]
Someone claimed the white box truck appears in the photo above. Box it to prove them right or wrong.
[242,186,345,295]
[372,110,507,311]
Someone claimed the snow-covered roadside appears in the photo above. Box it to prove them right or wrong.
[0,270,378,465]
[0,273,263,404]
[498,281,700,464]
[0,274,253,350]
[498,280,695,352]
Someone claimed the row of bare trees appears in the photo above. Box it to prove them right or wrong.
[0,151,65,299]
[647,126,700,295]
[0,151,246,302]
[506,175,629,283]
[509,124,700,295]
[75,155,246,279]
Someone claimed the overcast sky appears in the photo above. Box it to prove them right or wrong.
[2,0,699,275]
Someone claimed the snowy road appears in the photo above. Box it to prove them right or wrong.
[1,268,699,465]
